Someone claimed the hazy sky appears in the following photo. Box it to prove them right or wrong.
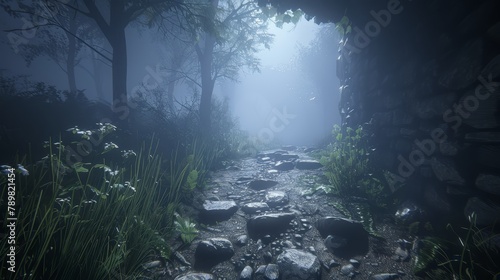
[226,18,338,147]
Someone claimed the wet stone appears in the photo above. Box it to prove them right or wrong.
[370,273,400,280]
[201,200,238,223]
[194,238,234,270]
[255,265,266,275]
[242,202,270,214]
[265,264,280,280]
[393,247,410,262]
[265,191,289,207]
[274,161,295,171]
[324,235,347,251]
[174,273,215,280]
[277,249,320,280]
[247,213,295,239]
[340,263,355,276]
[240,265,253,280]
[316,217,369,257]
[295,159,322,170]
[248,179,278,190]
[236,235,248,246]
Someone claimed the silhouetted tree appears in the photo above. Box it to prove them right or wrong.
[1,1,95,93]
[183,0,273,135]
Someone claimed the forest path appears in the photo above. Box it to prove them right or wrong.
[165,147,417,280]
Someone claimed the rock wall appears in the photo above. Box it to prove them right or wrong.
[336,0,500,226]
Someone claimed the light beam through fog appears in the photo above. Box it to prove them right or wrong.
[222,18,341,147]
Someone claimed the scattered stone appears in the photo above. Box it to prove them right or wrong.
[394,201,425,225]
[255,265,267,275]
[349,259,360,267]
[174,273,215,280]
[295,159,322,170]
[194,238,234,269]
[247,213,296,238]
[370,273,400,280]
[329,259,340,268]
[274,161,295,171]
[249,179,278,190]
[236,177,253,184]
[240,265,253,280]
[283,240,295,249]
[142,260,161,269]
[324,235,348,251]
[242,202,270,214]
[201,200,238,223]
[173,251,191,266]
[264,251,273,263]
[265,264,280,280]
[277,249,320,280]
[236,235,248,246]
[316,217,369,257]
[265,191,289,207]
[340,264,355,276]
[394,247,410,262]
[475,174,500,195]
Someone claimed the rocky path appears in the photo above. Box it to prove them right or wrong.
[167,147,418,280]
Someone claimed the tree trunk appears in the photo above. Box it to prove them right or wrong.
[110,0,128,109]
[66,17,77,93]
[197,0,219,136]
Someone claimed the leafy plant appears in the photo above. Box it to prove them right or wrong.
[313,125,391,235]
[174,213,198,244]
[335,15,352,38]
[317,125,388,205]
[415,213,500,279]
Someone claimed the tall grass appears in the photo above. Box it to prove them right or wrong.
[0,138,172,279]
[417,213,500,280]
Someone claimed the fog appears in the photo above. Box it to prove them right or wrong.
[224,20,341,146]
[0,6,340,147]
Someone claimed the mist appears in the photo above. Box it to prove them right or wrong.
[1,7,340,148]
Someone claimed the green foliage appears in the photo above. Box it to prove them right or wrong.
[0,124,179,280]
[314,124,391,236]
[318,125,388,206]
[335,15,352,38]
[415,213,500,279]
[174,213,199,244]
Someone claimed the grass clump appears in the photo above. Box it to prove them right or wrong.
[415,213,500,280]
[0,123,194,280]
